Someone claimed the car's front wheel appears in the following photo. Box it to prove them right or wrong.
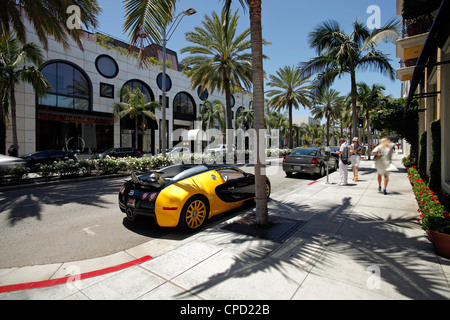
[179,196,209,231]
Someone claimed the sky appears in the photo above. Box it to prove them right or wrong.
[94,0,402,120]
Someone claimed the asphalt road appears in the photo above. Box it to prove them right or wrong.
[0,161,321,269]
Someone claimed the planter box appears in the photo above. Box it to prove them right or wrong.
[428,230,450,259]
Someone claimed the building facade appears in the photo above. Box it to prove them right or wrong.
[396,0,450,193]
[6,23,253,156]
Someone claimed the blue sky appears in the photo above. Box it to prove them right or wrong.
[94,0,402,119]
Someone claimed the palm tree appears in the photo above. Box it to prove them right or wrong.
[264,109,288,148]
[236,107,254,130]
[198,100,226,133]
[266,65,312,149]
[0,34,50,154]
[181,10,253,133]
[0,0,102,51]
[301,18,399,137]
[113,87,160,150]
[220,0,267,225]
[311,88,344,146]
[356,82,390,156]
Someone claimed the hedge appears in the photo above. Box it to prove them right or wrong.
[0,149,293,185]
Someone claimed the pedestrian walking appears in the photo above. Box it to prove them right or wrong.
[372,138,397,195]
[350,137,363,181]
[336,138,349,186]
[8,145,18,157]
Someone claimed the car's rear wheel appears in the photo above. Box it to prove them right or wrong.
[179,196,209,231]
[319,165,325,177]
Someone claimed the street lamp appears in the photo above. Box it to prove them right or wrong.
[161,8,196,156]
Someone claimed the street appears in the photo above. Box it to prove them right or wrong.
[0,161,322,269]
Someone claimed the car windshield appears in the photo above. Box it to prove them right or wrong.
[172,165,208,182]
[291,149,318,156]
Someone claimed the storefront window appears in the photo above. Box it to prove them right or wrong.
[39,61,91,111]
[173,92,196,120]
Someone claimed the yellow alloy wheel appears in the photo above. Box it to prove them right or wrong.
[266,183,271,199]
[183,198,207,230]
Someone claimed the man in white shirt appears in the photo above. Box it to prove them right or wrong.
[336,138,349,186]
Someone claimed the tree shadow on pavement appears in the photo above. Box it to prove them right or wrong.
[172,196,450,300]
[0,177,126,227]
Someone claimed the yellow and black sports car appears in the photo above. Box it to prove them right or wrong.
[119,164,271,231]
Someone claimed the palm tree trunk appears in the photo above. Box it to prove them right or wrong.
[135,118,138,150]
[288,102,293,149]
[249,0,268,225]
[224,78,233,132]
[350,70,358,140]
[366,110,372,160]
[223,77,233,154]
[0,109,5,154]
[10,87,18,149]
[326,115,330,146]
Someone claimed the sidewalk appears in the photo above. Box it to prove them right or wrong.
[0,153,449,300]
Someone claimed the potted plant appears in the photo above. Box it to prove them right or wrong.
[409,167,450,258]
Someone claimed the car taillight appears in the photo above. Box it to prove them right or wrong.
[283,156,287,163]
[149,192,157,201]
[142,192,149,200]
[120,186,126,194]
[311,157,318,165]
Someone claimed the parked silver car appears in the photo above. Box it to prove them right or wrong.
[282,147,338,177]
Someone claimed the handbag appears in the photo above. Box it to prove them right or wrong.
[372,152,383,161]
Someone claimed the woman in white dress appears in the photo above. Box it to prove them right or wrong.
[372,138,396,195]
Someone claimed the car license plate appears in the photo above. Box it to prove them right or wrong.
[127,199,136,208]
[294,166,302,171]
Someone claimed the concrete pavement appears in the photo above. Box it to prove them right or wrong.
[0,153,449,300]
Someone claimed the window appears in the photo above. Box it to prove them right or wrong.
[122,80,155,103]
[172,165,208,182]
[197,86,209,101]
[39,61,91,111]
[173,92,196,120]
[217,168,245,182]
[100,83,114,99]
[156,73,172,91]
[230,94,235,108]
[291,148,318,156]
[95,55,119,78]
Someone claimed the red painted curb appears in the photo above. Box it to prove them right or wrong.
[0,255,153,294]
[308,181,318,186]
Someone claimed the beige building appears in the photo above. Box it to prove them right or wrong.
[396,0,450,193]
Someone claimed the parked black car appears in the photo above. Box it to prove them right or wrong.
[97,148,142,159]
[22,150,78,167]
[283,147,338,177]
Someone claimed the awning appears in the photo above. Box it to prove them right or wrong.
[404,0,450,114]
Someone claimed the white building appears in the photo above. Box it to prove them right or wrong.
[292,116,320,126]
[6,24,253,156]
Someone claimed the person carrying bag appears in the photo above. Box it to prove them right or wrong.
[372,138,398,195]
